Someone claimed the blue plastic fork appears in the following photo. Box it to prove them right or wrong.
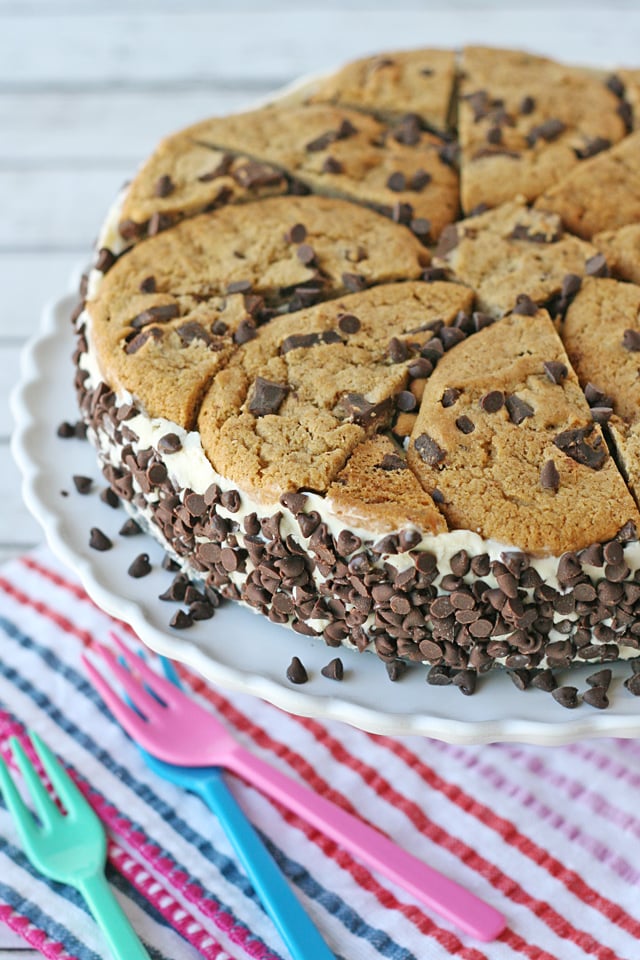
[123,654,336,960]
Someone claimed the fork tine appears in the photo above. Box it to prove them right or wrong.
[82,653,152,742]
[28,732,86,816]
[94,644,167,720]
[0,751,39,844]
[109,634,182,707]
[9,737,58,829]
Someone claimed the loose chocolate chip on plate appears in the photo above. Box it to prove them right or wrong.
[128,553,151,578]
[452,669,477,696]
[387,660,409,681]
[624,672,640,696]
[531,668,557,692]
[73,475,93,494]
[119,517,142,537]
[170,609,193,630]
[89,528,112,551]
[100,487,120,509]
[286,656,308,684]
[552,685,579,708]
[582,685,609,710]
[321,657,344,681]
[586,668,612,690]
[57,421,75,438]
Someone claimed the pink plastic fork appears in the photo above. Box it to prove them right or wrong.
[83,637,506,942]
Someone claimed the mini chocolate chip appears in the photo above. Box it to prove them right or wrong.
[543,361,568,384]
[57,421,76,438]
[452,669,477,695]
[226,279,252,295]
[441,387,461,408]
[410,169,432,191]
[286,656,308,684]
[585,253,609,277]
[296,243,316,265]
[553,425,606,470]
[512,294,538,316]
[89,528,112,551]
[342,272,367,292]
[434,223,459,258]
[427,664,452,685]
[505,394,534,425]
[128,553,151,578]
[170,609,193,629]
[414,433,446,467]
[387,660,409,681]
[586,668,612,690]
[604,540,624,565]
[73,475,92,494]
[575,137,611,160]
[622,328,640,352]
[190,601,215,621]
[220,489,241,512]
[157,432,182,454]
[249,377,288,416]
[520,95,536,114]
[486,126,502,144]
[155,174,175,197]
[100,487,119,509]
[321,657,344,680]
[130,303,179,329]
[125,327,163,354]
[337,313,361,335]
[582,686,609,710]
[119,517,142,537]
[540,459,560,493]
[527,117,566,145]
[387,171,406,192]
[322,156,343,174]
[287,222,307,243]
[95,247,116,272]
[591,406,613,423]
[552,685,579,708]
[624,672,640,696]
[455,415,475,434]
[147,462,167,485]
[580,543,604,567]
[606,74,625,97]
[532,668,557,692]
[480,390,504,413]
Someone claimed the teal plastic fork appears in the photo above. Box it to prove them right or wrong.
[0,731,150,960]
[125,654,336,960]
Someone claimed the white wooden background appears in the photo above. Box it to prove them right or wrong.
[2,1,640,955]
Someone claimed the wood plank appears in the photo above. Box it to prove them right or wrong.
[0,252,82,340]
[0,167,128,247]
[0,90,260,162]
[2,9,640,91]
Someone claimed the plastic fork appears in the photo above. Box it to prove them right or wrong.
[0,731,150,960]
[122,653,336,960]
[84,636,506,941]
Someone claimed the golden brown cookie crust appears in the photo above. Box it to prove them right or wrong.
[407,309,640,554]
[593,224,640,285]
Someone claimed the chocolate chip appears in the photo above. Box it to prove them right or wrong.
[543,361,568,384]
[527,118,566,145]
[226,279,252,295]
[155,174,175,197]
[73,475,92,494]
[280,330,342,353]
[387,660,409,682]
[410,169,432,191]
[585,253,609,278]
[434,224,458,258]
[624,672,640,696]
[147,462,167,485]
[337,313,360,334]
[387,171,406,192]
[286,656,308,684]
[280,492,308,514]
[553,425,606,470]
[379,453,406,471]
[249,377,288,416]
[89,528,112,551]
[158,432,182,454]
[95,247,116,273]
[337,393,392,428]
[590,406,613,424]
[511,294,538,316]
[128,553,151,578]
[170,609,193,629]
[130,303,179,330]
[480,390,504,413]
[296,243,316,265]
[486,126,502,144]
[586,668,612,690]
[452,669,477,696]
[552,685,579,708]
[455,415,475,434]
[441,388,461,408]
[604,540,624,565]
[575,137,611,160]
[119,517,142,536]
[540,459,560,493]
[505,394,534,425]
[321,657,344,680]
[427,664,452,685]
[287,222,307,243]
[622,328,640,352]
[391,113,422,145]
[125,327,163,354]
[100,487,119,509]
[397,391,417,412]
[322,156,343,174]
[532,668,557,692]
[57,421,75,438]
[520,95,536,114]
[606,74,625,98]
[219,489,241,512]
[298,511,321,537]
[410,217,431,238]
[583,686,609,709]
[414,433,446,467]
[342,272,367,292]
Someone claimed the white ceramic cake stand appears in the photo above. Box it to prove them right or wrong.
[11,279,640,745]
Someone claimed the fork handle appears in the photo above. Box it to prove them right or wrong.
[198,773,336,960]
[78,871,151,960]
[227,746,505,942]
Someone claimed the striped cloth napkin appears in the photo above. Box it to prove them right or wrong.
[0,546,639,960]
